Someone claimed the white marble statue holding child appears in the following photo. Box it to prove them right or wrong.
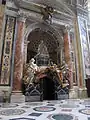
[23,58,39,85]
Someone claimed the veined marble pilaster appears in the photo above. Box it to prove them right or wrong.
[0,5,5,41]
[63,28,73,89]
[74,19,84,88]
[0,5,5,65]
[78,16,90,78]
[13,16,26,91]
[0,15,16,85]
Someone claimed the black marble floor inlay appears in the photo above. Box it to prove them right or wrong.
[79,109,90,115]
[47,103,55,106]
[48,114,74,120]
[21,106,30,108]
[85,105,90,108]
[88,117,90,120]
[52,114,73,120]
[28,112,42,117]
[9,118,35,120]
[46,104,55,106]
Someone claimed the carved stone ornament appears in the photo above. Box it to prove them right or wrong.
[41,6,54,23]
[18,9,43,22]
[17,10,27,22]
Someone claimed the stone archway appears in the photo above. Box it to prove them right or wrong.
[24,22,63,65]
[23,22,64,100]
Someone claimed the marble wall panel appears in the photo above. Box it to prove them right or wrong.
[0,5,5,63]
[0,15,16,85]
[78,16,90,78]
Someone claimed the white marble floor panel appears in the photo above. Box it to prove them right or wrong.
[0,99,90,120]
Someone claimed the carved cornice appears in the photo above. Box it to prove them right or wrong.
[14,0,75,19]
[17,9,74,26]
[5,0,18,16]
[6,0,75,26]
[17,9,42,21]
[14,0,22,6]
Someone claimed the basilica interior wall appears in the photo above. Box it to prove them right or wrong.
[0,0,89,100]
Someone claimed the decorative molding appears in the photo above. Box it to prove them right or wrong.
[5,9,18,17]
[18,9,73,26]
[13,0,75,24]
[18,9,42,21]
[17,16,26,23]
[6,0,18,10]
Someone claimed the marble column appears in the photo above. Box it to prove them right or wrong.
[13,17,26,92]
[74,19,87,98]
[63,28,73,89]
[74,20,84,88]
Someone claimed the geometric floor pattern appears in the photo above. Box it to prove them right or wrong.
[0,103,18,108]
[79,109,90,115]
[47,113,74,120]
[0,99,90,120]
[33,106,56,112]
[0,109,25,116]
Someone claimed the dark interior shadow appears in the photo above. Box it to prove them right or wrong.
[43,77,55,100]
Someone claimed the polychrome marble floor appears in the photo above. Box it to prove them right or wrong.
[0,99,90,120]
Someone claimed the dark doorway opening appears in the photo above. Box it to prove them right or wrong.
[2,0,6,5]
[43,77,55,100]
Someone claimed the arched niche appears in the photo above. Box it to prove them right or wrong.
[24,22,63,65]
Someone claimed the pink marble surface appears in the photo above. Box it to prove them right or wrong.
[13,21,25,91]
[64,32,72,88]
